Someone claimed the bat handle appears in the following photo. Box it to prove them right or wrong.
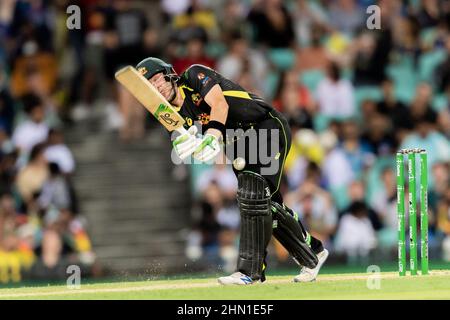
[175,127,189,135]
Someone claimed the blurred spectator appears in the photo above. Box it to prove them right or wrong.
[43,128,75,175]
[410,83,438,126]
[292,0,328,47]
[0,192,35,281]
[217,0,248,44]
[273,71,315,129]
[429,162,449,217]
[360,112,395,156]
[328,0,365,36]
[360,99,378,122]
[392,15,422,62]
[371,167,397,233]
[400,118,450,168]
[103,0,152,78]
[436,35,450,92]
[352,30,391,86]
[0,147,18,195]
[437,188,450,261]
[295,24,331,73]
[339,120,374,177]
[37,161,93,269]
[38,162,72,220]
[0,68,16,136]
[344,180,383,231]
[104,0,152,141]
[15,143,48,207]
[321,127,355,191]
[217,31,268,94]
[161,0,190,17]
[334,201,377,263]
[417,0,441,29]
[23,67,60,127]
[316,62,355,118]
[248,0,295,48]
[196,163,237,199]
[67,1,109,121]
[172,30,215,73]
[8,0,53,54]
[376,78,412,143]
[234,59,264,97]
[0,193,26,252]
[171,0,219,41]
[284,130,324,190]
[285,172,338,246]
[12,94,49,155]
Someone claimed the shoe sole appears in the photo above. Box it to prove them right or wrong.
[217,279,261,286]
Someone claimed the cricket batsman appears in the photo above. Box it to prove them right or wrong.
[135,57,329,284]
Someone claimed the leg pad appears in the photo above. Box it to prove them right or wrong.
[236,172,272,280]
[271,202,318,268]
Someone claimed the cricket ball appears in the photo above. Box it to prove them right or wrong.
[233,157,246,171]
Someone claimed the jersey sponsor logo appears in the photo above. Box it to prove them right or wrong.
[198,113,210,125]
[197,72,211,86]
[201,76,211,86]
[191,93,203,106]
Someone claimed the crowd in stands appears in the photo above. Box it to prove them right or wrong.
[0,0,449,278]
[0,0,95,282]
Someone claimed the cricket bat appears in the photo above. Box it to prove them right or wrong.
[115,66,187,135]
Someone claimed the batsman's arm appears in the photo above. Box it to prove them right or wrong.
[204,84,229,139]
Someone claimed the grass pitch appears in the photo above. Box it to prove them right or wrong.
[0,270,449,300]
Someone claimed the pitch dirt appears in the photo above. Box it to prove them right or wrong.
[0,270,449,300]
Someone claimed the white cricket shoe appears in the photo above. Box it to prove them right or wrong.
[293,249,329,283]
[218,272,259,285]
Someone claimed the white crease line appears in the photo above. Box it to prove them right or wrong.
[0,270,448,298]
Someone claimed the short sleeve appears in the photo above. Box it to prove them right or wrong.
[184,65,219,97]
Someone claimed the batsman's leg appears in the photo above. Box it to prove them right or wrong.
[218,171,272,285]
[271,201,319,269]
[271,200,328,282]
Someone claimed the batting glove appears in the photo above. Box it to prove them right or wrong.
[193,132,221,163]
[172,126,201,160]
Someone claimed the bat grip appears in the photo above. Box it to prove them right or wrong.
[175,127,189,135]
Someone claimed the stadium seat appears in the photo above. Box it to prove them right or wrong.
[330,185,350,212]
[354,86,383,118]
[264,71,280,100]
[366,156,394,205]
[205,41,227,58]
[299,69,325,94]
[313,114,331,133]
[418,49,446,84]
[386,55,418,104]
[432,93,448,112]
[190,162,214,198]
[268,48,296,71]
